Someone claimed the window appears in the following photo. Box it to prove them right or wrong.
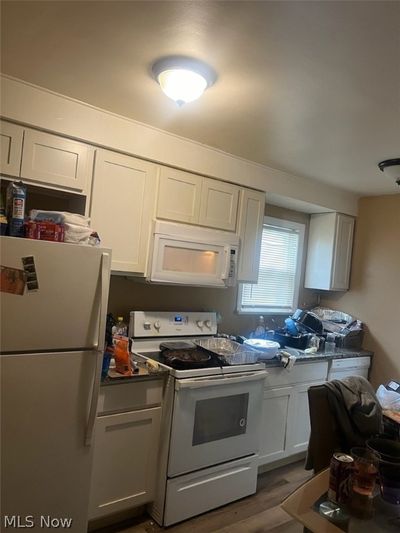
[238,216,305,314]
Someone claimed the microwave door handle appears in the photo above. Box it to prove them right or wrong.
[222,247,230,280]
[175,370,268,390]
[85,252,110,447]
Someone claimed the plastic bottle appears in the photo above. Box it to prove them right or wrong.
[308,334,320,351]
[325,332,336,353]
[113,316,128,337]
[254,316,266,339]
[112,317,131,376]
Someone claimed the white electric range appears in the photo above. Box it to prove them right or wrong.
[129,311,267,527]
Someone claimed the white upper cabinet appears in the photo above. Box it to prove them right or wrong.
[157,167,202,224]
[199,178,239,231]
[0,120,23,177]
[90,149,157,275]
[331,214,355,290]
[237,188,265,283]
[305,212,355,291]
[156,168,240,232]
[21,129,94,193]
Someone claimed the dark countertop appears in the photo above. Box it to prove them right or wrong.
[100,361,167,386]
[101,348,373,383]
[262,348,373,368]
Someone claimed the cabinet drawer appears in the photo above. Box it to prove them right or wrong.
[263,362,328,388]
[98,379,163,415]
[330,356,370,370]
[164,455,258,526]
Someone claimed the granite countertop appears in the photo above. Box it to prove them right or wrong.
[101,348,374,382]
[262,348,373,368]
[100,361,167,386]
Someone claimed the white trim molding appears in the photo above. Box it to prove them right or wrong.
[0,74,358,215]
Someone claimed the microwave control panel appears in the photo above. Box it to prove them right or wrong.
[129,311,218,337]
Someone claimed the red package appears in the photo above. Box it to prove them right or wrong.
[26,221,65,242]
[113,335,132,376]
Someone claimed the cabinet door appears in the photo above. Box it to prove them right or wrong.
[237,188,265,282]
[199,178,239,231]
[305,212,354,291]
[331,214,355,290]
[21,129,93,193]
[258,386,292,467]
[90,149,157,274]
[157,167,202,224]
[89,407,162,519]
[0,120,23,176]
[286,381,325,455]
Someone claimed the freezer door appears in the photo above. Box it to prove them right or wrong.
[0,237,111,353]
[1,351,97,532]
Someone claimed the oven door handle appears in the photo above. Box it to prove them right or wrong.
[175,370,268,390]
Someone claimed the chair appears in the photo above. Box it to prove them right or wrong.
[306,377,383,474]
[306,384,342,473]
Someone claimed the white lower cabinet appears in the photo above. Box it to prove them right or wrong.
[258,363,328,468]
[258,386,292,465]
[89,406,161,520]
[285,381,326,455]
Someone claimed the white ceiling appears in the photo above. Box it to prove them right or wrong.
[1,1,399,196]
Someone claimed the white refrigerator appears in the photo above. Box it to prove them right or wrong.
[0,236,111,532]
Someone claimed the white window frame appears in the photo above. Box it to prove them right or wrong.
[237,216,305,315]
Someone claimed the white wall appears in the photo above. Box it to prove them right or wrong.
[0,74,358,215]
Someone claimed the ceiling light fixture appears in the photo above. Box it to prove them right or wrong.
[378,158,400,186]
[152,56,217,106]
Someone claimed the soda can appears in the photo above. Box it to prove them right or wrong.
[328,452,354,504]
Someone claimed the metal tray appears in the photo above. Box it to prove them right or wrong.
[194,338,263,365]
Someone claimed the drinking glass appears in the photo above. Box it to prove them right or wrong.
[350,447,379,497]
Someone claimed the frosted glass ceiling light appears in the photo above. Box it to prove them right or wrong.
[152,57,216,106]
[378,158,400,187]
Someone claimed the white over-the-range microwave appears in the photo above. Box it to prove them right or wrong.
[148,220,239,288]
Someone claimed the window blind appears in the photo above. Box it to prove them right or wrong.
[240,222,301,313]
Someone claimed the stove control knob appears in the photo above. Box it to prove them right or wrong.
[154,321,161,331]
[196,320,204,328]
[204,320,211,329]
[143,321,151,330]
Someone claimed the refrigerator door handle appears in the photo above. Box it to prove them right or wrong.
[85,252,111,447]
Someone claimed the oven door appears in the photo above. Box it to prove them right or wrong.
[168,371,267,477]
[150,235,232,287]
